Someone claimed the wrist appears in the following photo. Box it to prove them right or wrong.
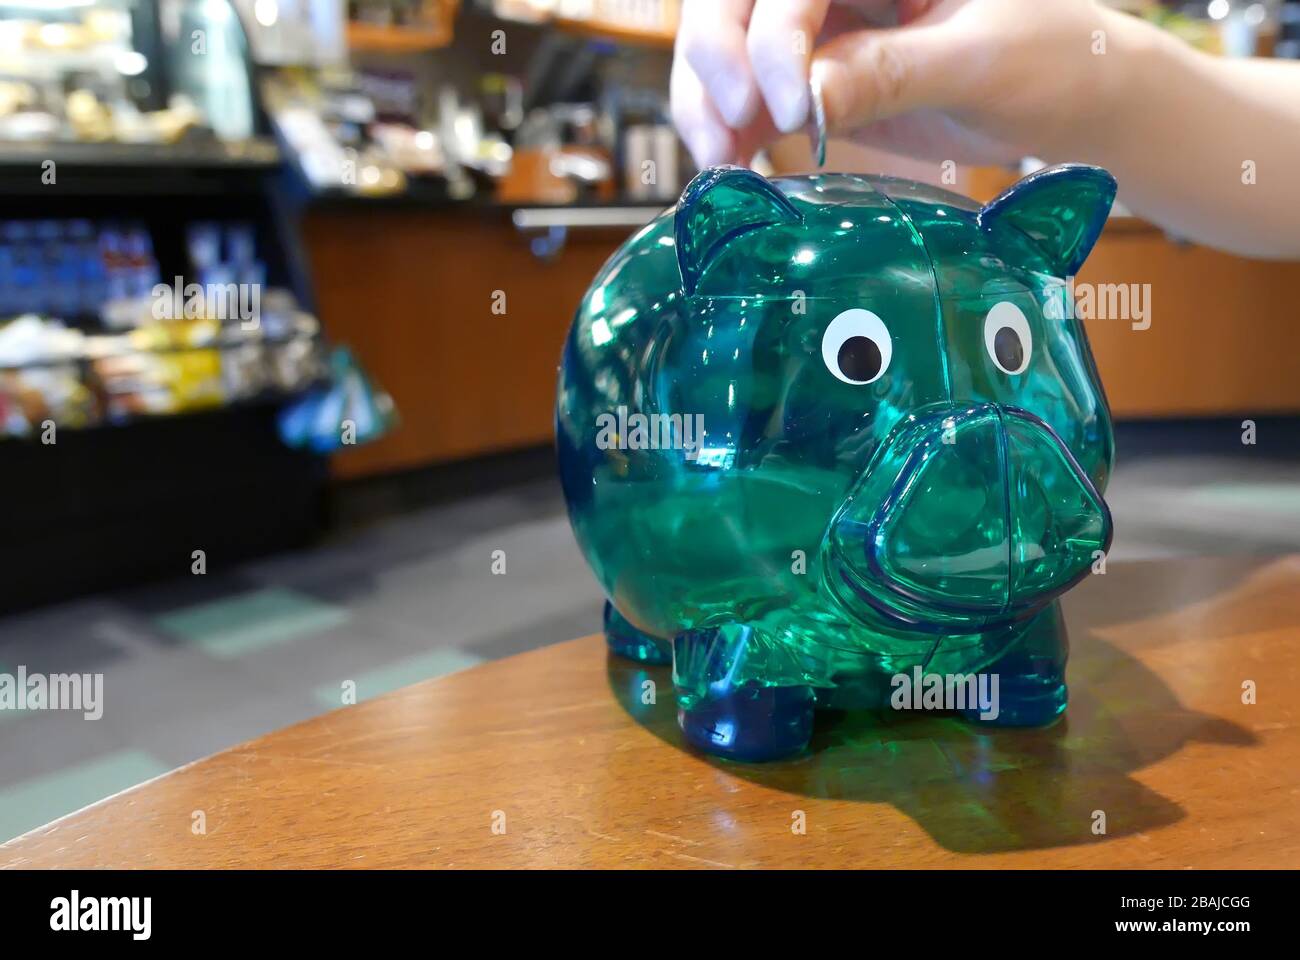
[1075,6,1190,165]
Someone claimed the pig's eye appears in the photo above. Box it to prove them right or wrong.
[983,301,1032,375]
[822,308,892,385]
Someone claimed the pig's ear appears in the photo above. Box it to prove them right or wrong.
[978,164,1116,277]
[675,165,802,296]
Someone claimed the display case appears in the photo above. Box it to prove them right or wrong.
[0,0,334,611]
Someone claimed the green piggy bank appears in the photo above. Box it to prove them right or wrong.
[557,164,1116,761]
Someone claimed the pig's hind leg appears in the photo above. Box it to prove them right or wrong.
[604,600,673,665]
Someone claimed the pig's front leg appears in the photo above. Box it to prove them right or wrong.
[958,601,1070,727]
[672,623,818,762]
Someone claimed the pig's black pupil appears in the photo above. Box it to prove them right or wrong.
[838,336,881,382]
[994,327,1024,371]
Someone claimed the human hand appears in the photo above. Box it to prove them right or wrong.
[671,0,1127,168]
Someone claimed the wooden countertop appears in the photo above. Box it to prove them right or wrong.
[5,554,1299,869]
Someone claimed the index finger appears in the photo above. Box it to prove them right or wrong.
[746,0,833,132]
[678,0,760,129]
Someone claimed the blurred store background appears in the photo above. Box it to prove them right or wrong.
[0,0,1298,842]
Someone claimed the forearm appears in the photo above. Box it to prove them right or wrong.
[1058,9,1300,259]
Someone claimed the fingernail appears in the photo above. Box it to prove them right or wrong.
[686,126,730,169]
[714,72,756,128]
[769,76,809,134]
[809,60,838,133]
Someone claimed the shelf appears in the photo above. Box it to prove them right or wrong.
[345,21,454,53]
[0,138,283,196]
[489,0,678,50]
[0,325,327,439]
[0,138,280,170]
[553,16,676,50]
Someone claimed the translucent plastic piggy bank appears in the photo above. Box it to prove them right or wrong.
[557,164,1115,761]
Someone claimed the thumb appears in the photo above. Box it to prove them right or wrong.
[812,22,968,133]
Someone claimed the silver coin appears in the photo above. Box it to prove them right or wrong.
[809,74,827,169]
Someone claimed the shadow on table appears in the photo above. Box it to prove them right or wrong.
[605,557,1269,855]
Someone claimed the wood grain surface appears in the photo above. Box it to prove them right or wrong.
[4,555,1298,869]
